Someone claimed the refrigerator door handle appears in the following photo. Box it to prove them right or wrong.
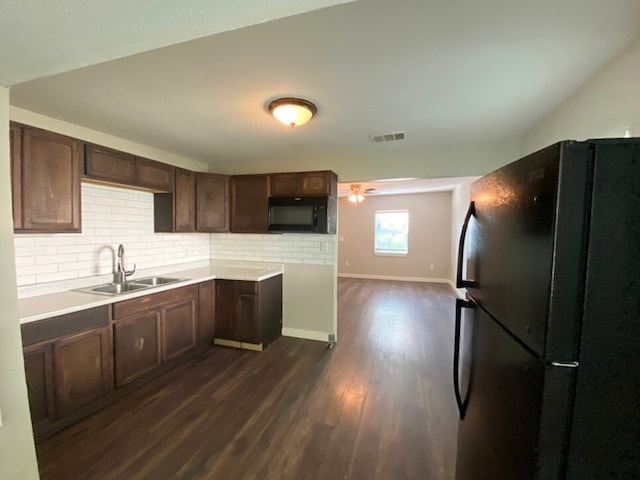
[456,201,478,288]
[454,297,475,420]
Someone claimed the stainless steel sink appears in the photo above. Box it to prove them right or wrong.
[87,282,150,295]
[76,276,185,296]
[133,276,183,286]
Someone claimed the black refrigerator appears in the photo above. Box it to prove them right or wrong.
[453,139,640,479]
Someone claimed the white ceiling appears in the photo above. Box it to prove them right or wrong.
[0,0,353,85]
[6,0,640,176]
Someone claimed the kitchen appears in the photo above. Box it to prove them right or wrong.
[2,1,640,479]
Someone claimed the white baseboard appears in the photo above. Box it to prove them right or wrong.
[338,273,451,284]
[337,273,466,298]
[282,328,330,342]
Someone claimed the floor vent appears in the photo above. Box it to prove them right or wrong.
[370,131,406,143]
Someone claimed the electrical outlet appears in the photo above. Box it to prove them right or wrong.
[429,263,435,270]
[345,260,350,266]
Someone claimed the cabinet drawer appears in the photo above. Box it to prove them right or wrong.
[21,305,110,347]
[113,285,198,320]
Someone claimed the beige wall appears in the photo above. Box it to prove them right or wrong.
[0,88,40,479]
[282,263,337,342]
[523,36,640,154]
[11,107,209,172]
[338,191,452,281]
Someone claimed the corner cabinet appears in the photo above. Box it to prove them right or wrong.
[11,123,82,233]
[214,275,283,350]
[230,174,270,233]
[154,168,196,233]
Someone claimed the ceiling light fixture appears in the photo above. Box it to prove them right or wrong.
[268,97,317,128]
[348,184,365,205]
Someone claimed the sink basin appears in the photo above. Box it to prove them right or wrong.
[133,277,183,286]
[89,283,150,295]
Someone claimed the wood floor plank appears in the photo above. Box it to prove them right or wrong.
[36,278,458,480]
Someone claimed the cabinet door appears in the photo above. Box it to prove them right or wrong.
[270,173,300,196]
[20,126,81,232]
[114,312,161,387]
[10,123,22,229]
[196,173,229,232]
[161,299,197,362]
[136,157,175,192]
[84,144,136,184]
[54,327,114,416]
[23,343,56,427]
[230,175,269,233]
[215,280,237,340]
[300,171,336,196]
[198,281,216,345]
[174,168,195,232]
[236,292,259,343]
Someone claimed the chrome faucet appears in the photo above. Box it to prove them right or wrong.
[114,244,136,284]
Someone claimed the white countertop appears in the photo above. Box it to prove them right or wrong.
[18,262,283,324]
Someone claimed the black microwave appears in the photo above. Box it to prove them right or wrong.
[268,196,336,234]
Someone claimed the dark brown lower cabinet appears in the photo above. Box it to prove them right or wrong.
[197,281,216,345]
[162,299,197,361]
[113,312,161,388]
[21,306,113,439]
[113,284,199,387]
[54,327,113,416]
[23,343,55,429]
[214,275,282,349]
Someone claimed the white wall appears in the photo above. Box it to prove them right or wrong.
[337,192,453,281]
[15,183,210,297]
[523,36,640,154]
[0,89,40,479]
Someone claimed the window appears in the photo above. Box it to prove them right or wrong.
[374,210,409,255]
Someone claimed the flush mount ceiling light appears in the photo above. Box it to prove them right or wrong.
[268,97,317,128]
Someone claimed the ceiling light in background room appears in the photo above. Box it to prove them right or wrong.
[348,184,365,204]
[268,97,317,128]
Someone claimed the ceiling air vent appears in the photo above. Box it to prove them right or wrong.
[369,131,406,143]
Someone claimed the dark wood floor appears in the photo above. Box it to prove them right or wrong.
[37,279,459,480]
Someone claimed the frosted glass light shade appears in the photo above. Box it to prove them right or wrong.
[268,98,317,128]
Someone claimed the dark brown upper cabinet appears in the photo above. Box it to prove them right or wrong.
[154,168,195,233]
[12,123,82,233]
[84,145,174,193]
[135,157,175,192]
[270,171,337,197]
[230,174,270,233]
[196,173,229,232]
[10,123,22,230]
[84,144,136,185]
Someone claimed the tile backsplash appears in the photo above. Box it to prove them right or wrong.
[13,182,337,298]
[14,183,210,290]
[210,233,336,265]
